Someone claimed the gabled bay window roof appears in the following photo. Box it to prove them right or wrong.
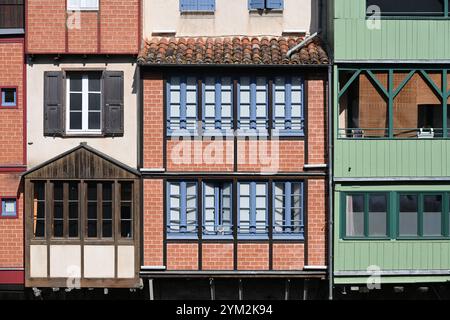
[138,37,329,66]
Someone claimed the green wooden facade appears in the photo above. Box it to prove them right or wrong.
[331,0,450,61]
[331,0,450,285]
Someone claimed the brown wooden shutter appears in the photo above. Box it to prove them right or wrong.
[103,71,124,137]
[43,71,65,136]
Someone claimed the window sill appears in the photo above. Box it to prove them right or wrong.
[341,237,391,241]
[202,234,234,240]
[67,9,99,12]
[0,105,18,109]
[237,234,269,240]
[0,215,18,220]
[365,15,450,21]
[272,234,304,240]
[167,233,199,240]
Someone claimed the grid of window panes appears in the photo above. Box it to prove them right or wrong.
[238,182,267,235]
[203,77,233,131]
[120,182,133,238]
[273,77,304,133]
[167,77,198,132]
[167,182,198,235]
[33,182,46,238]
[343,192,450,239]
[68,73,102,132]
[203,182,232,236]
[273,182,304,236]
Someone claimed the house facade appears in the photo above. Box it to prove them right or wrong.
[330,0,450,296]
[23,0,142,295]
[0,0,332,300]
[138,0,330,300]
[0,0,26,299]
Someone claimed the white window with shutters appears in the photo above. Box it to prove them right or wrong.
[67,0,99,11]
[66,72,102,134]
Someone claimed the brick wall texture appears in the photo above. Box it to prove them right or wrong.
[27,0,139,54]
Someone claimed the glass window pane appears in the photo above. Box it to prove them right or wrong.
[2,88,16,104]
[88,112,101,130]
[54,182,63,200]
[88,74,101,91]
[70,112,82,130]
[70,76,82,91]
[369,212,387,236]
[399,194,418,236]
[88,93,101,110]
[346,195,364,237]
[121,183,132,201]
[368,194,387,236]
[423,195,442,236]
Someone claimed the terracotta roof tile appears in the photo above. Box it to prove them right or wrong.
[138,36,329,66]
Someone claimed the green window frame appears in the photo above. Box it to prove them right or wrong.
[341,191,450,241]
[397,192,448,239]
[337,68,450,139]
[366,0,450,18]
[341,192,390,240]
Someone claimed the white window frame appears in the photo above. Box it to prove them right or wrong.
[66,74,102,135]
[67,0,99,11]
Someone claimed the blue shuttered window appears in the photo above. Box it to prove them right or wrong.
[273,182,304,238]
[266,0,284,9]
[273,76,304,136]
[238,77,268,133]
[238,182,268,238]
[180,0,215,12]
[167,182,198,238]
[167,76,198,135]
[249,0,283,10]
[203,77,233,132]
[203,182,233,237]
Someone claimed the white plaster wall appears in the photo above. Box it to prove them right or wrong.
[27,57,138,168]
[144,0,318,37]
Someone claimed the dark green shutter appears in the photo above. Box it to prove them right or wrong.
[103,71,124,137]
[43,71,65,136]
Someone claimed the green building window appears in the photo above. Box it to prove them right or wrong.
[344,193,388,238]
[366,0,449,17]
[398,193,444,238]
[338,68,450,139]
[341,191,450,240]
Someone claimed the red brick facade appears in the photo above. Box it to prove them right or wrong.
[0,173,24,269]
[0,39,25,282]
[142,72,328,274]
[26,0,140,54]
[0,40,25,166]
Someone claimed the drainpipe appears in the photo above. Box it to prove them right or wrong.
[327,64,334,301]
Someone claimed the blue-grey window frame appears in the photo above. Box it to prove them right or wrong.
[201,76,234,135]
[1,88,17,108]
[272,76,305,137]
[248,0,284,10]
[1,198,17,218]
[237,76,269,135]
[272,181,305,239]
[202,181,233,239]
[180,0,216,12]
[237,181,269,239]
[166,181,199,239]
[166,76,199,136]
